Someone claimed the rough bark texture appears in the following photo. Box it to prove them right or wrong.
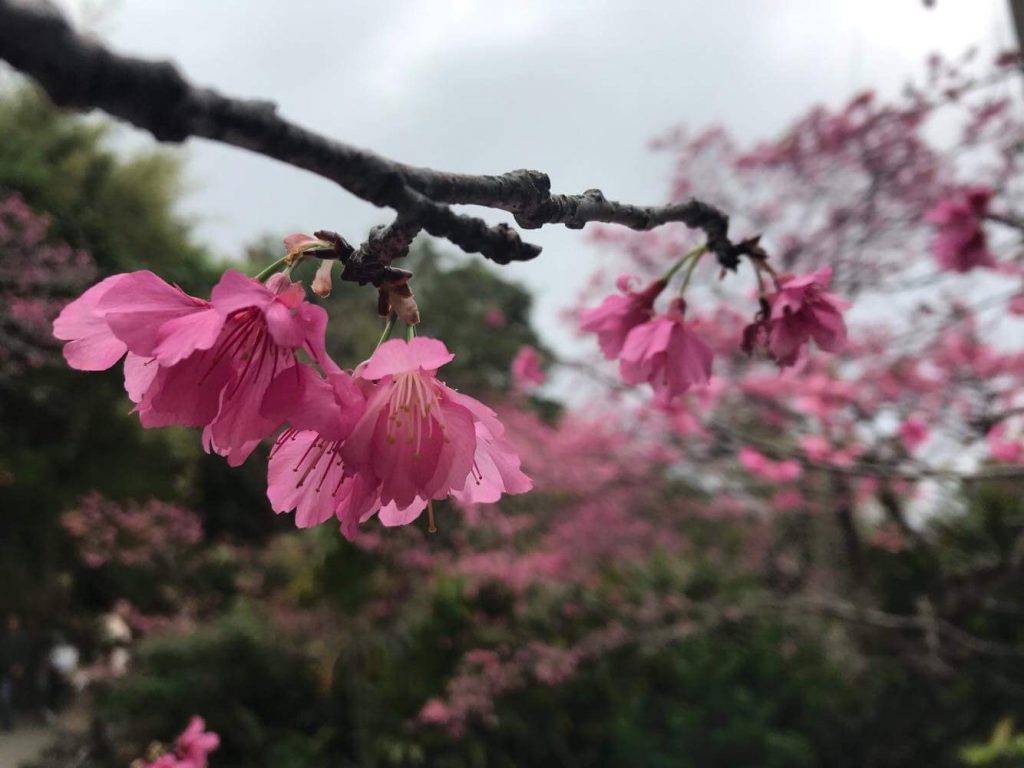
[0,0,763,283]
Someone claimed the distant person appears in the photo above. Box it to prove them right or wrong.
[45,632,80,720]
[98,600,133,679]
[0,613,31,730]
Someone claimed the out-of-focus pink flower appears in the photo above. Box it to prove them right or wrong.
[746,265,849,368]
[175,716,220,768]
[799,435,833,463]
[510,345,545,390]
[619,299,713,401]
[898,417,929,453]
[925,186,997,273]
[1009,294,1024,316]
[143,716,219,768]
[988,423,1024,463]
[483,307,506,328]
[738,447,803,483]
[580,275,667,359]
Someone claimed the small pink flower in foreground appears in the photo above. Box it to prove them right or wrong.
[619,298,713,402]
[898,417,929,453]
[738,446,802,483]
[175,716,220,768]
[511,345,545,390]
[579,274,667,359]
[143,716,219,768]
[745,265,849,368]
[925,186,997,273]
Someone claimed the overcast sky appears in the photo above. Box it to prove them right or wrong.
[56,0,1015,349]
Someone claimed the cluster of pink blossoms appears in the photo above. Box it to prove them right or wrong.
[742,265,849,368]
[580,261,849,399]
[54,250,531,538]
[142,716,219,768]
[580,275,712,401]
[925,186,997,273]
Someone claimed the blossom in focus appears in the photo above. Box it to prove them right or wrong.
[269,338,530,536]
[745,265,849,368]
[345,338,529,509]
[510,345,545,390]
[925,186,997,273]
[579,274,667,360]
[54,269,333,466]
[619,298,713,402]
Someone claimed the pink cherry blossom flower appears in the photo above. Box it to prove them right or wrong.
[344,338,530,510]
[450,398,532,506]
[175,716,220,768]
[510,345,545,390]
[618,298,713,401]
[925,186,997,273]
[142,716,219,768]
[145,270,331,465]
[53,271,209,371]
[579,274,667,359]
[746,265,849,368]
[269,338,529,536]
[898,417,929,453]
[55,269,333,466]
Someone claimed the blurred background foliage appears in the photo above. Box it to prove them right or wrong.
[3,83,1024,768]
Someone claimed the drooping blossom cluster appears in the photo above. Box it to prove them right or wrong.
[742,265,849,367]
[139,716,219,768]
[580,274,716,400]
[53,237,531,537]
[266,336,531,538]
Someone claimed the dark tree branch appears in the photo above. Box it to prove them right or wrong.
[0,0,759,282]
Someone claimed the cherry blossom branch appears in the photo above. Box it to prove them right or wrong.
[0,0,761,283]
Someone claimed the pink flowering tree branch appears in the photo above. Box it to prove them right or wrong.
[0,0,762,285]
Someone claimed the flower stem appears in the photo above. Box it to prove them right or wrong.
[253,256,289,282]
[662,243,708,283]
[679,246,707,294]
[406,323,416,341]
[375,314,396,350]
[427,500,437,533]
